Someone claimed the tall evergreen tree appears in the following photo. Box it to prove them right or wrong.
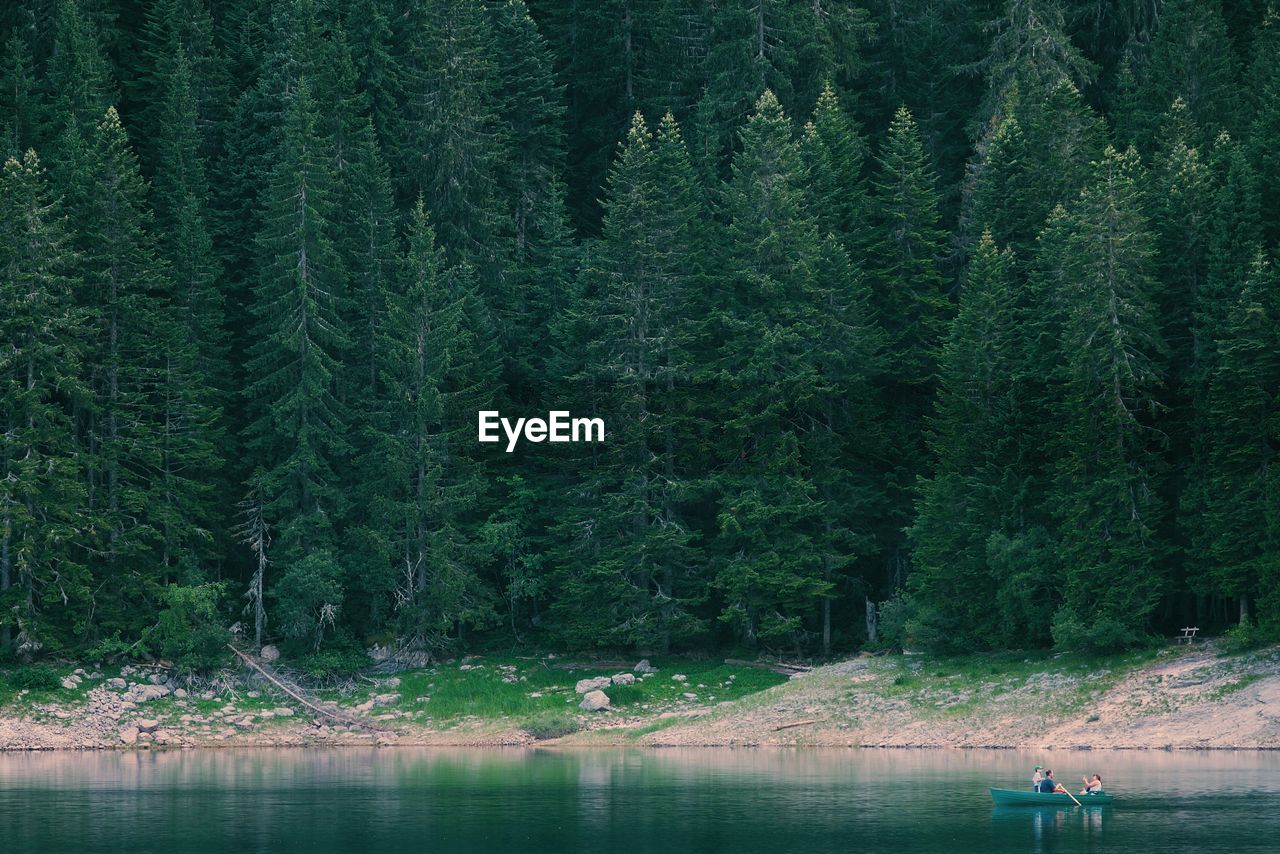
[546,113,706,651]
[243,79,351,649]
[1194,253,1280,626]
[909,232,1054,650]
[1046,147,1168,651]
[866,105,950,591]
[0,151,89,654]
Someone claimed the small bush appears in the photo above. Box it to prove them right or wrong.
[154,583,231,673]
[4,667,63,692]
[85,636,143,664]
[1051,608,1146,653]
[523,712,580,740]
[294,647,370,681]
[1222,619,1270,653]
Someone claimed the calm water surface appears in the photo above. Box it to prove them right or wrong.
[1,747,1277,853]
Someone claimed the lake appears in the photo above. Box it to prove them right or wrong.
[1,748,1277,852]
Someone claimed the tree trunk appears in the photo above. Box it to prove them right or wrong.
[865,597,878,645]
[1239,594,1250,625]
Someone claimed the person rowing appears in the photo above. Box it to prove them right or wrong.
[1037,769,1068,794]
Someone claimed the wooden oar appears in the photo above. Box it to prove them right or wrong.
[1064,789,1083,807]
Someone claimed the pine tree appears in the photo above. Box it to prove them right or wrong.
[1128,0,1239,153]
[0,30,40,158]
[362,201,498,649]
[909,232,1052,650]
[390,0,508,277]
[801,81,870,259]
[1195,253,1280,626]
[1249,11,1280,246]
[243,78,351,648]
[44,0,116,146]
[0,151,90,654]
[546,112,706,651]
[489,0,578,395]
[866,105,950,592]
[1047,147,1168,651]
[152,46,229,402]
[707,91,831,649]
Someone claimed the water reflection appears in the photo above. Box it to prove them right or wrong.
[993,804,1109,853]
[0,748,1275,854]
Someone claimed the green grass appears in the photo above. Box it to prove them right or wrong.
[318,656,787,728]
[1206,672,1264,701]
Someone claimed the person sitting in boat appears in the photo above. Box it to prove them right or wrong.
[1037,770,1067,794]
[1080,774,1103,795]
[1031,765,1043,791]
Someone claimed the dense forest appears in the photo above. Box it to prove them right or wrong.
[1,0,1278,669]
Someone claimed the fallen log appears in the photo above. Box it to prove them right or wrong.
[725,658,812,675]
[772,719,822,731]
[227,645,386,732]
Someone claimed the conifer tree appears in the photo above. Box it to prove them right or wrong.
[1248,11,1280,246]
[361,201,498,648]
[708,92,831,649]
[44,0,116,146]
[1195,254,1280,626]
[546,113,706,651]
[866,105,950,591]
[152,47,229,401]
[909,233,1045,650]
[1047,147,1167,651]
[0,151,89,654]
[1128,0,1239,152]
[243,79,351,648]
[0,31,39,158]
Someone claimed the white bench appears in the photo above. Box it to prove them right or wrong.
[1177,627,1199,645]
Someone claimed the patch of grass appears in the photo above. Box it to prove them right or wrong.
[1206,673,1264,701]
[322,657,786,727]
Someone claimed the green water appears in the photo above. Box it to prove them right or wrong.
[1,748,1276,852]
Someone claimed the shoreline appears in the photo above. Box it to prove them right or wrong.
[3,643,1278,752]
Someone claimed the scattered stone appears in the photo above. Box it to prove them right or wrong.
[372,693,401,707]
[611,673,636,686]
[528,692,543,699]
[273,707,295,717]
[384,677,401,688]
[258,711,275,720]
[137,719,160,732]
[682,692,698,701]
[575,676,612,694]
[138,732,153,744]
[60,677,79,690]
[247,690,262,699]
[148,674,167,686]
[259,645,280,663]
[579,690,611,711]
[173,688,187,699]
[634,659,658,674]
[672,674,687,682]
[119,727,139,745]
[126,684,170,703]
[235,717,255,728]
[356,700,374,712]
[107,678,127,690]
[53,710,73,720]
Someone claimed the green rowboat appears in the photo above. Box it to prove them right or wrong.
[989,787,1115,806]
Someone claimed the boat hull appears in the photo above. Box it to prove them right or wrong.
[989,787,1114,806]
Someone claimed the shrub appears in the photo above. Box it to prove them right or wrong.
[523,712,581,740]
[154,583,231,673]
[1222,619,1270,653]
[1050,608,1146,653]
[4,667,63,692]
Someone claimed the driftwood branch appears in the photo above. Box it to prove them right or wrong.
[772,719,822,731]
[227,645,386,732]
[725,658,812,676]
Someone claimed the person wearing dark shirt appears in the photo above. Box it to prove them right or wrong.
[1038,770,1067,794]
